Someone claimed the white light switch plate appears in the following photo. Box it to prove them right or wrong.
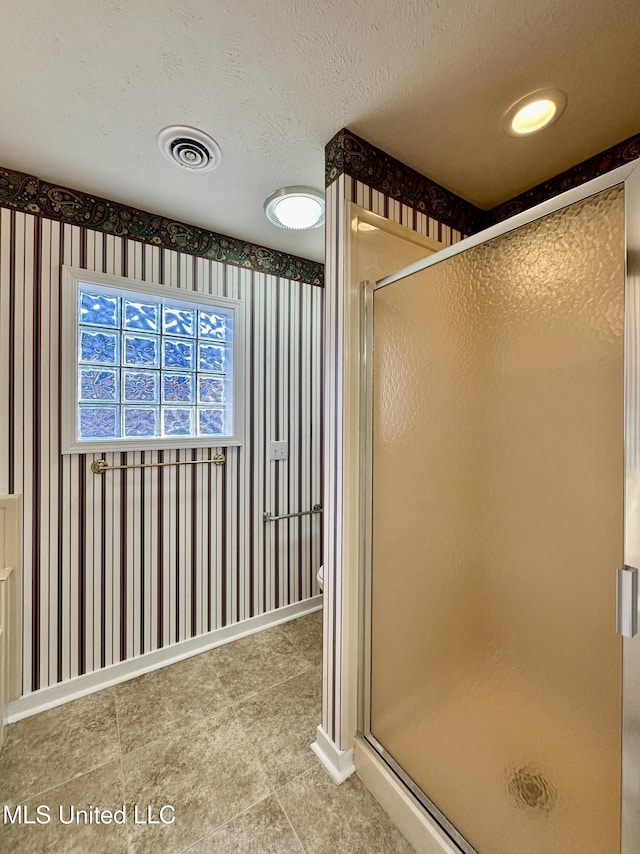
[270,441,288,460]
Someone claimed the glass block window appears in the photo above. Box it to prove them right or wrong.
[62,268,242,452]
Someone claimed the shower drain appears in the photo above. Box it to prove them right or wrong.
[507,766,557,814]
[157,125,222,172]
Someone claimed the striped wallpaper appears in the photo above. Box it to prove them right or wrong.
[321,175,462,750]
[0,207,323,696]
[343,175,465,245]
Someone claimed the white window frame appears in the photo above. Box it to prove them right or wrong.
[61,266,244,454]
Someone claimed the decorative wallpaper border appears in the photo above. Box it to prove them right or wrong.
[325,128,487,236]
[488,131,640,222]
[0,166,324,286]
[327,127,640,237]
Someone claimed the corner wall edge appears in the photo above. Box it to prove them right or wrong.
[311,724,356,784]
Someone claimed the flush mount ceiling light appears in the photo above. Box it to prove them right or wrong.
[502,89,568,137]
[264,187,325,230]
[157,125,222,172]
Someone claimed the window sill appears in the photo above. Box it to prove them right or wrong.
[62,437,242,455]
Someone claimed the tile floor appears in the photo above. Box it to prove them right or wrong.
[0,610,414,853]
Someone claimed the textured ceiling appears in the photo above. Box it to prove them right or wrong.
[1,0,639,263]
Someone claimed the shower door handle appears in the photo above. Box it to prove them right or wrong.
[617,566,639,638]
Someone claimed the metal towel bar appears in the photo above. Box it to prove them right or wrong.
[91,454,225,474]
[263,504,323,522]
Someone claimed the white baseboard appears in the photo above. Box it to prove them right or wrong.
[310,724,356,784]
[354,736,459,854]
[8,596,322,723]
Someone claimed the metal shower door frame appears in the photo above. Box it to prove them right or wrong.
[359,160,640,854]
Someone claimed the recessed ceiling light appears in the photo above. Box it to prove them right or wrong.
[502,89,567,137]
[264,187,325,230]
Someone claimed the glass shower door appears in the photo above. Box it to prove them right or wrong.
[367,186,625,854]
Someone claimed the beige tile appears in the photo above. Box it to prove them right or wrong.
[278,766,415,854]
[115,651,232,752]
[185,794,303,853]
[0,760,126,854]
[205,626,312,702]
[278,611,323,668]
[122,707,272,854]
[0,691,120,804]
[235,667,321,788]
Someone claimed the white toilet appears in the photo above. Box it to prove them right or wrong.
[317,565,324,592]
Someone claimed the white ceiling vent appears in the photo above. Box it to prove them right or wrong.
[157,125,222,172]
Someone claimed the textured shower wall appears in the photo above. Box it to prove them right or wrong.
[0,208,323,695]
[321,129,639,755]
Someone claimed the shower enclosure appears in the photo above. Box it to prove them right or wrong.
[360,168,640,854]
